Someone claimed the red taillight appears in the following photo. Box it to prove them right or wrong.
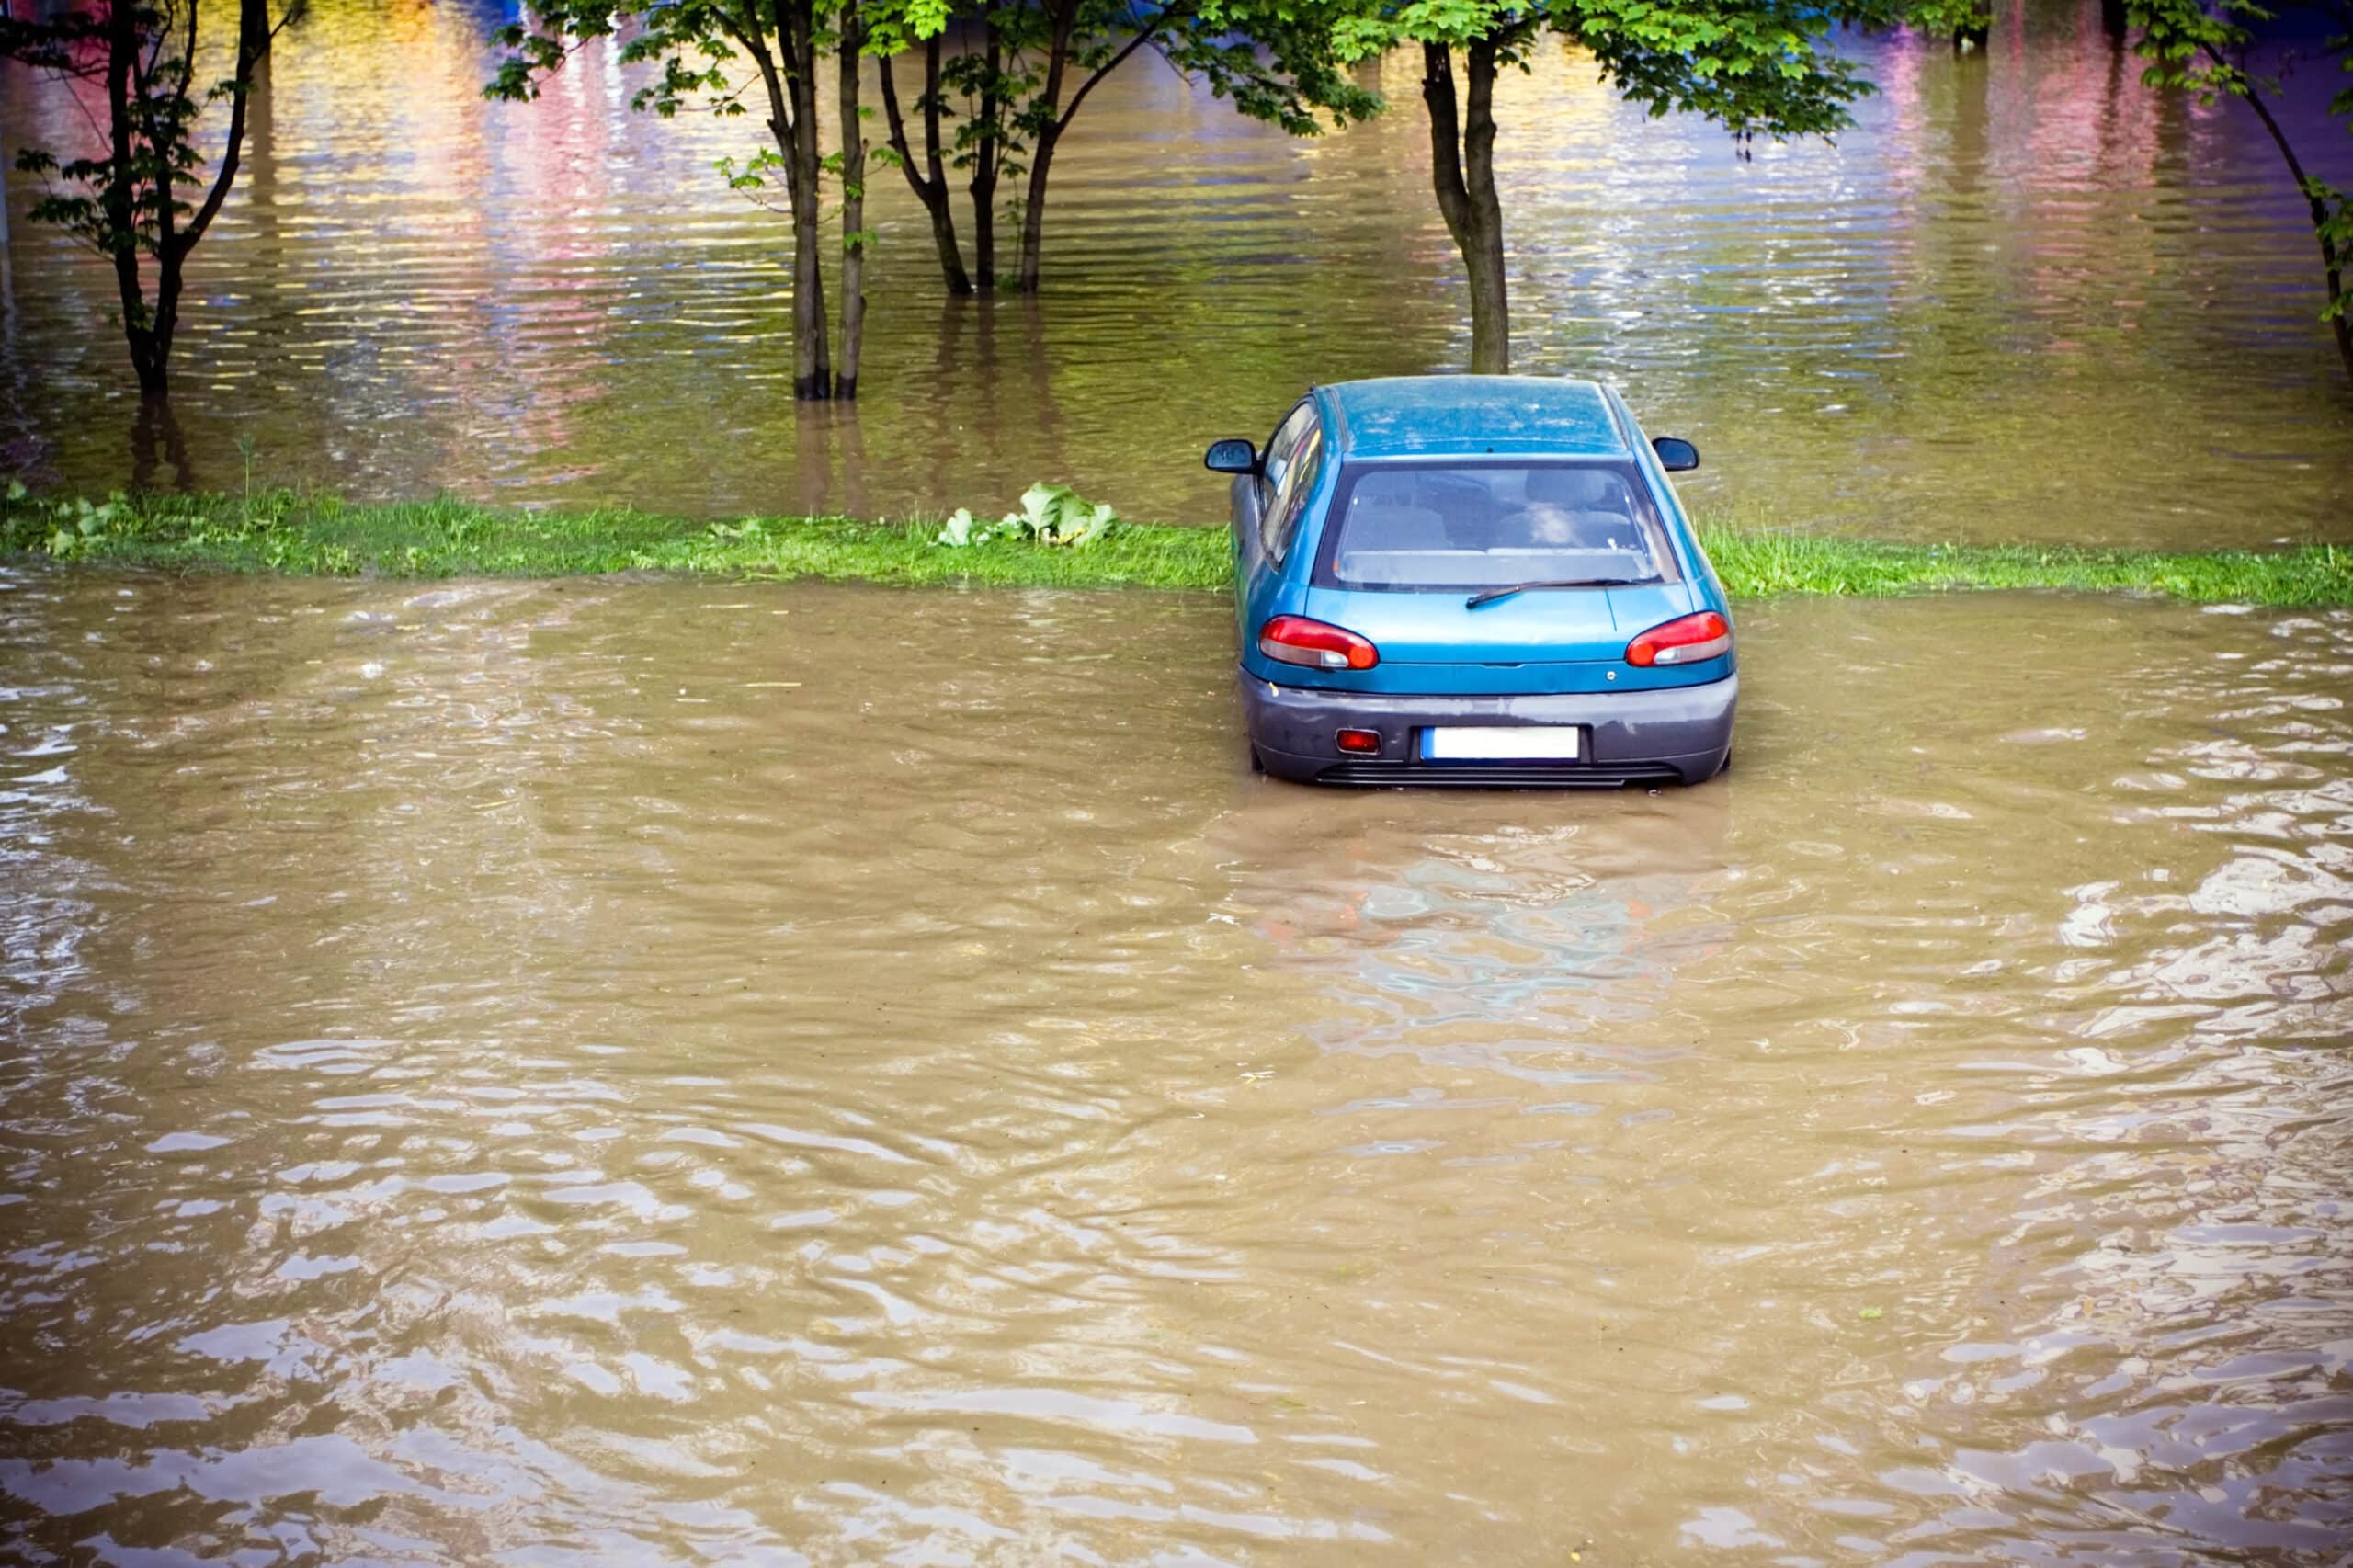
[1625,610,1732,668]
[1336,728,1381,754]
[1258,615,1380,671]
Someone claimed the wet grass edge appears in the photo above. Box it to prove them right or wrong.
[7,490,2350,607]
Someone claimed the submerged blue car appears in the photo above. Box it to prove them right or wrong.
[1205,376,1736,788]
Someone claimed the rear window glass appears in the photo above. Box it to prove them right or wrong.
[1316,462,1678,591]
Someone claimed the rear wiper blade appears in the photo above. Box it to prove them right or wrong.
[1464,576,1645,609]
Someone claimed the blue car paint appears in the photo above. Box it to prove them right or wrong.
[1224,376,1736,786]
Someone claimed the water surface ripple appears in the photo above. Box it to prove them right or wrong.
[0,571,2347,1562]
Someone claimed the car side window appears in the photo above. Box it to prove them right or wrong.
[1258,402,1317,513]
[1263,425,1324,568]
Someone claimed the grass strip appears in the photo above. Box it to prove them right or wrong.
[7,489,2349,607]
[1695,526,2353,608]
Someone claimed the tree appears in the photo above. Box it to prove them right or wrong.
[2,0,298,397]
[1327,0,1968,373]
[873,10,986,292]
[490,0,933,400]
[2129,0,2352,381]
[869,0,1379,295]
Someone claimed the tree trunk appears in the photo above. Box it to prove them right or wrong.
[835,17,866,399]
[1017,0,1079,295]
[779,0,831,399]
[880,41,972,295]
[2100,0,2127,40]
[1016,11,1160,296]
[1423,40,1509,374]
[972,22,1003,291]
[1017,128,1062,295]
[102,0,164,394]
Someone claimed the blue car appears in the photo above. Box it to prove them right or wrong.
[1205,376,1736,788]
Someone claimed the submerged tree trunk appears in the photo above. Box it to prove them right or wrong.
[835,17,867,398]
[778,0,831,398]
[734,0,831,397]
[1423,40,1509,375]
[1015,139,1058,295]
[102,0,164,393]
[1016,0,1079,294]
[880,40,972,295]
[972,22,1004,291]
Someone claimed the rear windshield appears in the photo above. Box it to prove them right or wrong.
[1315,461,1679,591]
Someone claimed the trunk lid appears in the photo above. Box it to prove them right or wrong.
[1302,582,1699,696]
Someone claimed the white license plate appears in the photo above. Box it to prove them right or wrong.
[1421,726,1582,762]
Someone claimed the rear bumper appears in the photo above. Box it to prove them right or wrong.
[1240,670,1736,788]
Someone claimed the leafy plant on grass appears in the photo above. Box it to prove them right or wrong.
[935,481,1121,547]
[1,488,127,561]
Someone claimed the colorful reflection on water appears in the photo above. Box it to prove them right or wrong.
[1,0,2348,543]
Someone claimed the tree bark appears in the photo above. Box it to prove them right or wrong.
[1423,40,1509,374]
[774,0,831,398]
[102,0,163,393]
[1016,0,1080,294]
[879,40,972,295]
[972,21,1003,291]
[2100,0,2127,41]
[732,3,830,397]
[835,16,866,399]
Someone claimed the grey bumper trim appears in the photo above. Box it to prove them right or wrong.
[1239,669,1737,786]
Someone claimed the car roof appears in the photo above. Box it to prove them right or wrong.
[1323,376,1631,460]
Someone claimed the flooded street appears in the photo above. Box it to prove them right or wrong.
[0,569,2347,1562]
[4,0,2352,546]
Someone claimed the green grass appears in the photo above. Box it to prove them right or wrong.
[1692,522,2353,608]
[6,488,2350,607]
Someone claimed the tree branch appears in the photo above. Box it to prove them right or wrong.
[721,0,794,177]
[180,0,277,256]
[1056,10,1176,136]
[878,51,934,201]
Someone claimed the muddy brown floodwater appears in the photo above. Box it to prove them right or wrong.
[0,567,2347,1563]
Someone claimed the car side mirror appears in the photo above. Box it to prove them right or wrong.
[1204,438,1257,474]
[1652,437,1699,472]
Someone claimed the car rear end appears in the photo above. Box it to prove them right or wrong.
[1240,454,1736,787]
